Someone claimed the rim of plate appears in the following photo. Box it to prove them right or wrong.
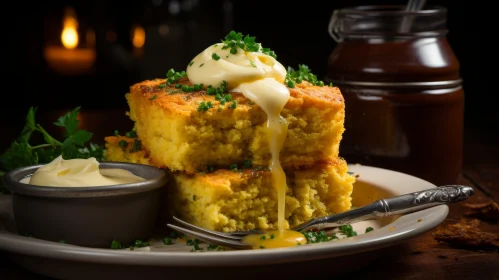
[0,165,448,267]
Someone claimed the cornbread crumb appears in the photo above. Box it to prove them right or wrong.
[104,136,150,165]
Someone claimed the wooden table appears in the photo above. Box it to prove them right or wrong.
[1,108,498,279]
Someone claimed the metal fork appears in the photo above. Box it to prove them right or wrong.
[167,185,474,250]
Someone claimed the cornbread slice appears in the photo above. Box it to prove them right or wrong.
[104,136,355,232]
[169,160,354,232]
[126,78,345,173]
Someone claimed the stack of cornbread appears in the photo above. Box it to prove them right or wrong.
[104,78,355,232]
[104,31,355,232]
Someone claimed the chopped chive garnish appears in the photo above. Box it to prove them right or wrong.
[111,240,122,249]
[197,101,213,112]
[163,237,173,245]
[339,224,357,237]
[165,68,186,86]
[228,100,237,109]
[243,160,252,168]
[212,53,221,61]
[221,30,277,59]
[125,130,137,138]
[118,140,127,149]
[285,64,325,88]
[229,163,238,171]
[130,139,141,152]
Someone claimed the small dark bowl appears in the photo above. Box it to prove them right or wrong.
[2,162,168,248]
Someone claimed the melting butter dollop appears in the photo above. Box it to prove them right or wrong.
[187,43,292,234]
[28,155,144,187]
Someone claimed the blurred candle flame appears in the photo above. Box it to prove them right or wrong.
[61,8,79,49]
[132,25,146,48]
[44,6,95,75]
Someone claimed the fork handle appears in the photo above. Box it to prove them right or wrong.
[298,185,474,231]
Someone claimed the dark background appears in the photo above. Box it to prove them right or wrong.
[0,0,486,151]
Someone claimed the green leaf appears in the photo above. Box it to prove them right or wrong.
[54,107,81,136]
[36,124,58,145]
[61,138,77,159]
[77,143,105,161]
[0,140,38,171]
[0,106,105,190]
[35,147,60,164]
[25,107,37,131]
[17,107,38,143]
[71,130,93,146]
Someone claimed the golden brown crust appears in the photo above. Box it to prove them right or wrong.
[128,78,344,116]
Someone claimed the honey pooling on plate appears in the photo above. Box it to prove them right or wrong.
[242,230,307,249]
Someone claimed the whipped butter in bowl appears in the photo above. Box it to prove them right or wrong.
[3,156,168,248]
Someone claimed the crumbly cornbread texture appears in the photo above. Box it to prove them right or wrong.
[126,78,345,173]
[104,136,150,165]
[104,136,355,232]
[169,160,354,232]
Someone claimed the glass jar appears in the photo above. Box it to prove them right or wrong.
[326,5,464,186]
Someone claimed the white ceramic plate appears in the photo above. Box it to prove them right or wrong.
[0,165,447,279]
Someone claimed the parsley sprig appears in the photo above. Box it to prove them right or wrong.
[221,31,277,59]
[0,107,104,193]
[285,64,326,88]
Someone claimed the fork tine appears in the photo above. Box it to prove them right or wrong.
[167,224,252,250]
[171,216,243,241]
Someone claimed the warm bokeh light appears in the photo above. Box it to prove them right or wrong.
[61,26,78,49]
[44,6,95,75]
[63,16,78,30]
[132,25,146,48]
[61,7,79,49]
